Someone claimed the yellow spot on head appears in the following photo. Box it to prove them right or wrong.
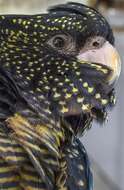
[77,97,84,103]
[26,76,31,81]
[54,93,61,98]
[61,106,69,113]
[18,18,22,24]
[101,99,108,105]
[78,25,82,29]
[12,19,17,23]
[40,25,46,29]
[95,93,101,99]
[36,68,41,71]
[82,104,90,111]
[76,71,80,76]
[59,101,66,105]
[62,88,67,93]
[1,16,5,19]
[83,82,88,88]
[62,24,66,29]
[88,87,94,93]
[30,74,34,77]
[22,20,27,25]
[33,31,37,36]
[33,38,38,42]
[44,86,50,90]
[65,93,72,99]
[34,24,38,28]
[36,88,41,92]
[54,18,59,22]
[65,78,70,82]
[25,25,28,29]
[72,87,78,93]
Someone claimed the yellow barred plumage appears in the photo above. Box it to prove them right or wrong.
[0,114,65,189]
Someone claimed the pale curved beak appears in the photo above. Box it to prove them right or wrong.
[77,41,121,84]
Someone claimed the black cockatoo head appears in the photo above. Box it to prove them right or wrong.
[0,2,121,136]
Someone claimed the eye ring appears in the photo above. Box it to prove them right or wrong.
[47,34,76,54]
[52,36,65,49]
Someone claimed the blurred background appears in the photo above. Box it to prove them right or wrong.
[0,0,123,189]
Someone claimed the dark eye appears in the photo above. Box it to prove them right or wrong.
[53,37,65,49]
[47,34,76,54]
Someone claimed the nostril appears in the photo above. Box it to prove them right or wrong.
[92,41,100,47]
